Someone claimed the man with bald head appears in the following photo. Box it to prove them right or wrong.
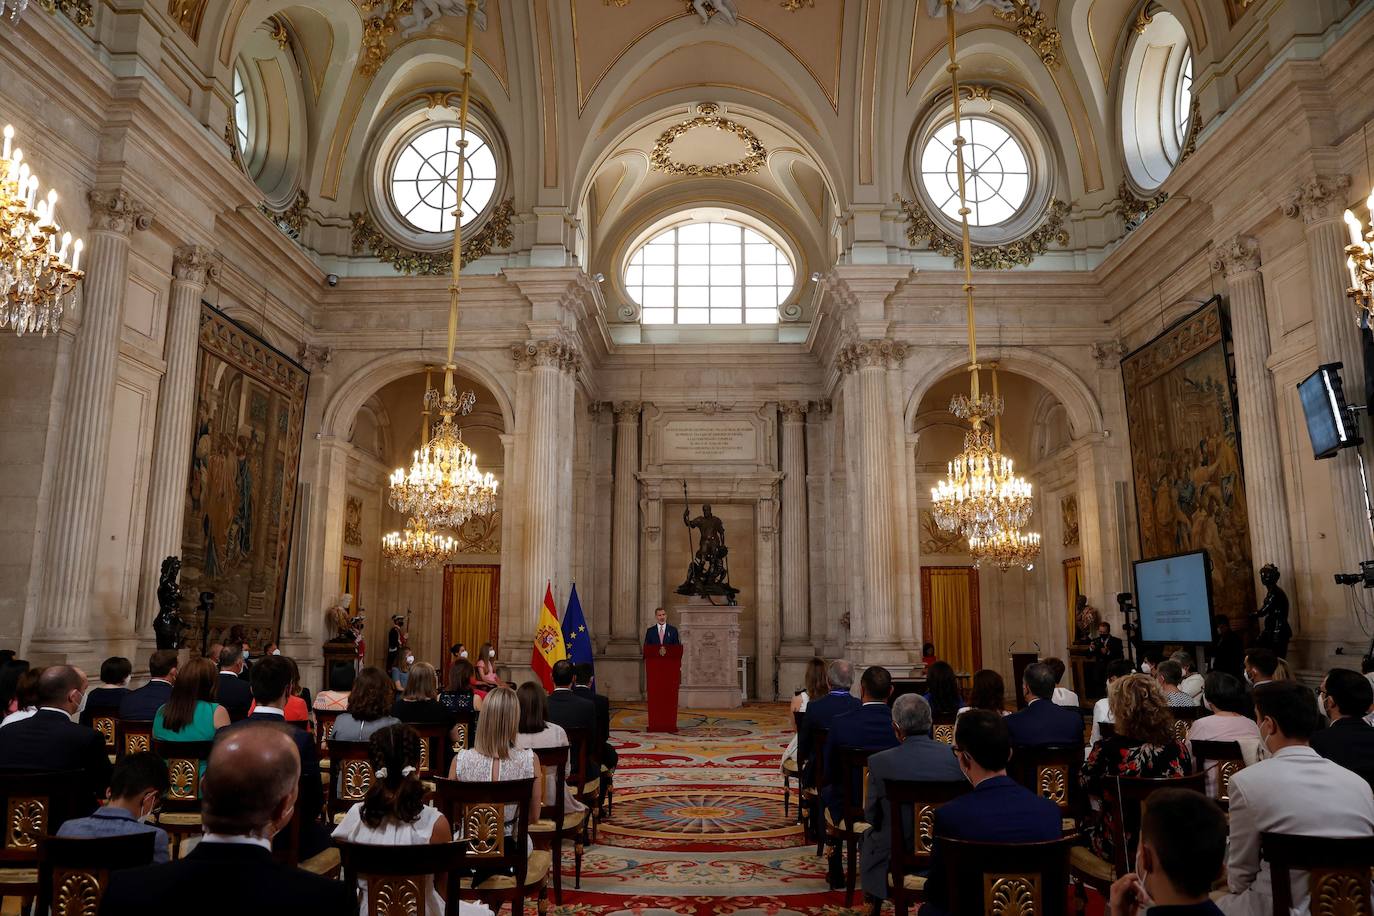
[100,723,355,915]
[0,665,111,813]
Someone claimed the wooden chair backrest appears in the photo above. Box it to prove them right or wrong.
[562,724,596,803]
[792,710,805,735]
[1009,745,1083,818]
[884,779,972,878]
[38,832,157,916]
[0,770,83,865]
[151,739,215,805]
[327,739,376,817]
[336,839,466,916]
[89,713,118,753]
[1189,739,1246,805]
[115,720,153,760]
[1168,707,1211,741]
[407,723,450,779]
[833,746,879,825]
[450,709,476,754]
[1261,832,1374,916]
[941,836,1076,916]
[931,712,958,746]
[431,775,538,913]
[1111,772,1207,873]
[532,744,569,827]
[314,709,340,759]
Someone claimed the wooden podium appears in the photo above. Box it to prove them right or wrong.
[644,644,682,733]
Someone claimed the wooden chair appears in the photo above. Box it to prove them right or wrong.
[941,836,1077,916]
[430,775,548,916]
[931,713,958,746]
[410,722,451,785]
[1009,745,1084,833]
[88,712,118,762]
[1168,707,1211,741]
[37,832,157,915]
[275,801,342,877]
[803,725,830,854]
[1098,722,1116,739]
[1261,832,1374,916]
[0,770,83,909]
[884,779,971,916]
[562,725,600,844]
[782,710,803,821]
[337,839,467,916]
[825,745,881,905]
[327,738,375,825]
[114,719,153,761]
[530,744,588,902]
[151,739,214,858]
[450,709,477,754]
[1190,739,1245,808]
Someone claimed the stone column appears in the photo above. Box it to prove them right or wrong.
[1212,236,1296,596]
[609,401,641,647]
[1284,175,1373,567]
[138,246,216,638]
[777,402,812,693]
[31,190,151,664]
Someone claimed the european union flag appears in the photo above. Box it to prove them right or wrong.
[561,583,594,673]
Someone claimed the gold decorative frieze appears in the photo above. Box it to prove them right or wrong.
[650,103,766,178]
[895,195,1069,270]
[358,0,408,76]
[350,198,515,275]
[167,0,207,39]
[994,0,1061,70]
[1116,180,1167,232]
[1178,98,1201,164]
[36,0,92,27]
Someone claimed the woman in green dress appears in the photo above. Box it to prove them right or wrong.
[153,655,230,785]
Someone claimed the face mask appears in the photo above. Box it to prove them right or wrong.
[459,650,468,658]
[271,649,281,656]
[74,690,87,719]
[1141,662,1153,675]
[243,651,250,661]
[1243,671,1253,685]
[405,654,415,666]
[489,650,496,658]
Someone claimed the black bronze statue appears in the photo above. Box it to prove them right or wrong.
[1251,563,1292,658]
[153,556,188,650]
[677,499,739,603]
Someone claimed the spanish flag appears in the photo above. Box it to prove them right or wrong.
[530,581,566,691]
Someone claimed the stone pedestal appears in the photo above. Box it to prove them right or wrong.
[676,597,742,709]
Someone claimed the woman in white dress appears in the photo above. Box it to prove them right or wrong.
[333,724,491,916]
[780,657,828,774]
[448,686,542,849]
[515,681,586,815]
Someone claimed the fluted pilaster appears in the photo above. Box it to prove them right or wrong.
[138,245,216,633]
[780,401,810,645]
[34,190,151,654]
[1212,236,1295,595]
[610,401,641,644]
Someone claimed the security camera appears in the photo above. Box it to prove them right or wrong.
[325,273,339,287]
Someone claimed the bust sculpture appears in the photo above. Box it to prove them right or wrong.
[677,502,739,603]
[1251,563,1292,658]
[153,556,187,650]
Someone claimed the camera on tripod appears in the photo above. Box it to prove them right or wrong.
[1334,560,1374,587]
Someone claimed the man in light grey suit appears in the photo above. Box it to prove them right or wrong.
[1218,681,1374,916]
[858,694,964,902]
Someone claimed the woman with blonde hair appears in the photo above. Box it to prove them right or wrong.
[1080,673,1192,863]
[391,661,453,727]
[447,686,542,835]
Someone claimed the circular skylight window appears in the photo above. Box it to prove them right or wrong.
[920,116,1030,227]
[388,124,497,234]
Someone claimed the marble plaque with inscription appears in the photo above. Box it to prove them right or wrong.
[661,420,756,462]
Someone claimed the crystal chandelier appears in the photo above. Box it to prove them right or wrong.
[2,0,26,25]
[928,2,1036,545]
[1345,186,1374,322]
[970,528,1042,572]
[382,515,457,571]
[2,124,85,337]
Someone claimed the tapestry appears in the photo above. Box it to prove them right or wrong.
[1061,494,1080,547]
[1122,301,1254,623]
[344,496,363,547]
[180,305,308,653]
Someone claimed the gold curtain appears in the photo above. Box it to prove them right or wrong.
[1063,558,1084,641]
[929,568,975,675]
[445,565,497,662]
[340,557,361,600]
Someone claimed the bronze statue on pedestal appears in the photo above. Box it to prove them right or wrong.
[1251,563,1292,658]
[677,493,739,604]
[153,556,187,650]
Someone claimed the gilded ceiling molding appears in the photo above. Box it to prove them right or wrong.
[779,0,815,9]
[1131,3,1155,34]
[269,16,290,51]
[1178,98,1201,164]
[1115,180,1167,233]
[649,103,766,177]
[259,190,311,240]
[167,0,207,40]
[35,0,91,27]
[349,198,515,275]
[894,195,1069,270]
[358,1,403,77]
[994,0,1062,70]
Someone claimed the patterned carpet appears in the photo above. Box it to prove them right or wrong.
[548,703,864,916]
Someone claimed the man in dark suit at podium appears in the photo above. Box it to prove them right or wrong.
[644,607,680,647]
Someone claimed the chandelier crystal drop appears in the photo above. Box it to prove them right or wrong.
[382,515,457,571]
[969,528,1042,572]
[1344,186,1374,322]
[2,0,26,24]
[1,124,84,337]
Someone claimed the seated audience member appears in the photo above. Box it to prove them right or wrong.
[332,667,401,742]
[1363,655,1374,691]
[216,645,255,721]
[782,657,829,771]
[1211,616,1245,679]
[1270,657,1295,682]
[1171,651,1205,702]
[1187,671,1260,796]
[57,751,170,864]
[964,668,1008,717]
[923,661,966,717]
[1045,656,1080,708]
[81,655,132,724]
[1005,662,1085,747]
[119,650,177,720]
[1090,659,1135,747]
[822,666,899,886]
[475,642,502,692]
[440,658,484,715]
[0,657,30,719]
[573,662,618,770]
[858,694,962,902]
[1311,667,1374,789]
[314,664,355,712]
[154,656,230,746]
[0,665,112,813]
[333,725,460,915]
[248,656,311,725]
[1081,674,1192,866]
[1242,648,1278,688]
[1218,681,1374,916]
[921,710,1063,915]
[223,654,329,859]
[922,643,938,667]
[448,642,468,676]
[1155,660,1199,707]
[1108,788,1229,916]
[391,661,454,726]
[799,659,861,784]
[515,680,585,814]
[0,666,41,727]
[100,723,356,916]
[448,686,542,837]
[390,650,414,692]
[546,659,595,737]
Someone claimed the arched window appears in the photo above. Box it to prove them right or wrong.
[1174,55,1193,148]
[625,220,793,325]
[1121,12,1194,190]
[919,116,1030,227]
[388,124,497,234]
[233,65,251,156]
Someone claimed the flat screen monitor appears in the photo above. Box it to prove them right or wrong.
[1297,363,1361,459]
[1133,551,1214,644]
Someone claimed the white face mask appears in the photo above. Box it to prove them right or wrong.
[243,651,250,661]
[271,649,281,656]
[489,649,496,658]
[1141,662,1153,675]
[459,650,468,658]
[405,654,415,666]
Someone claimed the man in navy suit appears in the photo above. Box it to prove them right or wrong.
[922,710,1063,915]
[0,666,113,815]
[859,694,964,901]
[799,659,860,787]
[117,650,178,721]
[216,645,255,721]
[644,607,680,646]
[1004,662,1085,747]
[822,666,900,887]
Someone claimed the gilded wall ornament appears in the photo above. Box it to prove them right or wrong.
[779,0,815,9]
[994,0,1061,69]
[895,195,1069,270]
[1116,180,1167,233]
[269,16,290,51]
[358,0,409,77]
[685,0,738,24]
[650,104,766,177]
[36,0,92,26]
[1178,97,1201,164]
[259,190,310,239]
[1132,3,1155,34]
[350,198,515,275]
[454,509,501,554]
[167,0,207,39]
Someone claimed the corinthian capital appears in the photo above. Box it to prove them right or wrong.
[1211,235,1260,278]
[780,400,808,423]
[87,189,153,235]
[837,338,910,374]
[512,339,580,373]
[613,401,641,422]
[172,245,218,287]
[296,344,333,372]
[1281,175,1351,225]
